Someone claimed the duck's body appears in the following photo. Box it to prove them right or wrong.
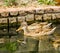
[16,22,56,39]
[16,21,56,45]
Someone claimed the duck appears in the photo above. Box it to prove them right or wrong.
[16,21,56,43]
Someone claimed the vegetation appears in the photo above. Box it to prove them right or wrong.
[5,42,18,53]
[0,41,18,53]
[38,0,57,5]
[4,0,17,6]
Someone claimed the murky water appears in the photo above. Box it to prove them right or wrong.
[0,25,60,53]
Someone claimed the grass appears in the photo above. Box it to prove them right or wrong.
[38,0,57,5]
[4,0,17,6]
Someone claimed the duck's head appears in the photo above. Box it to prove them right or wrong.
[16,21,28,32]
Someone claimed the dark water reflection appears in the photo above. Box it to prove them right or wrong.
[0,25,60,53]
[14,25,60,53]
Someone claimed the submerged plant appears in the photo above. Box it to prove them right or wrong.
[5,42,18,53]
[38,0,57,5]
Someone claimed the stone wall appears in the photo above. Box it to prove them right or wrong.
[0,6,60,35]
[0,6,60,23]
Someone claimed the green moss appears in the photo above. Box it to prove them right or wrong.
[38,0,56,5]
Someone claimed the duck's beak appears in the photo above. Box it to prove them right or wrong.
[16,27,22,32]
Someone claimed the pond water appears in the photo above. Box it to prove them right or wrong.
[0,24,60,53]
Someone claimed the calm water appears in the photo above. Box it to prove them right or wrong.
[0,25,60,53]
[14,25,60,53]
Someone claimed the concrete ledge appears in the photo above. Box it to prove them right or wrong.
[0,6,60,13]
[0,6,60,23]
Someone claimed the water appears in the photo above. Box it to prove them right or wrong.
[14,25,60,53]
[0,25,60,53]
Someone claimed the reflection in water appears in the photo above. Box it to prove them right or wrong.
[15,24,60,53]
[0,25,60,53]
